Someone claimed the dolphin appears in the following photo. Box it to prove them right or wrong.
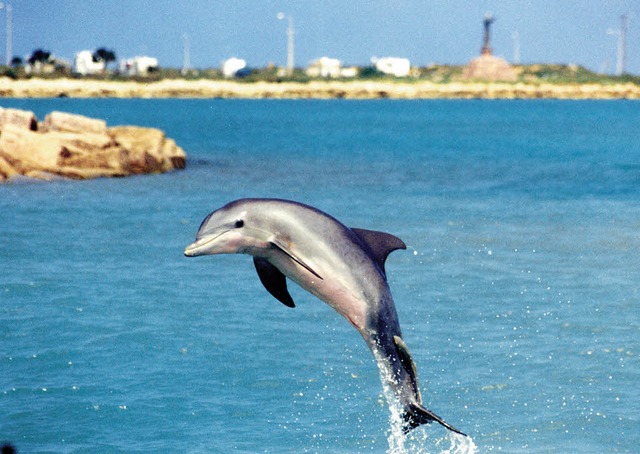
[184,198,465,436]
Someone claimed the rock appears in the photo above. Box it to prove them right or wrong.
[0,108,186,182]
[463,54,518,82]
[0,107,38,131]
[0,154,18,180]
[161,138,187,171]
[108,126,187,174]
[109,126,166,174]
[41,111,107,134]
[53,131,127,175]
[0,125,62,174]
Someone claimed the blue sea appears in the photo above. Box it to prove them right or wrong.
[1,98,639,453]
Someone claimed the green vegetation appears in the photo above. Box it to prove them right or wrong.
[516,64,640,85]
[1,57,639,85]
[413,65,466,83]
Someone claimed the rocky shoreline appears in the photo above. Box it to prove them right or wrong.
[0,108,186,182]
[1,77,640,99]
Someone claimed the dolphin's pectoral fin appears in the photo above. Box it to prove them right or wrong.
[351,228,406,274]
[253,257,296,308]
[269,239,323,280]
[393,335,421,401]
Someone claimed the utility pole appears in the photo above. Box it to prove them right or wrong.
[278,13,294,76]
[0,2,11,65]
[512,31,520,64]
[182,34,190,76]
[609,14,629,76]
[5,2,10,66]
[287,16,294,76]
[618,14,628,75]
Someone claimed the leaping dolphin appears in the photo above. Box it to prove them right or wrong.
[184,198,465,436]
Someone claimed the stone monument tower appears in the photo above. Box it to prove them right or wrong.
[482,13,495,55]
[463,12,517,81]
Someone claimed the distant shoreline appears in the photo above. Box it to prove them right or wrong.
[1,77,640,100]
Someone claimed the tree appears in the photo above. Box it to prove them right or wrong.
[28,49,51,66]
[93,48,116,71]
[10,56,22,67]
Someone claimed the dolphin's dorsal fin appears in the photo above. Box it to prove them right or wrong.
[351,228,406,274]
[253,257,296,308]
[393,335,422,402]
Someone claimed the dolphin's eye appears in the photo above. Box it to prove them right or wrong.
[234,220,244,228]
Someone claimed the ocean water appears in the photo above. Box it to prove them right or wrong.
[1,98,639,453]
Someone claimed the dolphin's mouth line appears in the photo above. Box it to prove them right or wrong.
[184,231,228,256]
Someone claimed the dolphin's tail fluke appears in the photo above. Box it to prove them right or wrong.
[402,402,467,436]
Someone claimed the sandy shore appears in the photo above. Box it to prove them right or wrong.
[1,77,639,99]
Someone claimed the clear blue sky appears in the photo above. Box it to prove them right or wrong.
[8,0,639,74]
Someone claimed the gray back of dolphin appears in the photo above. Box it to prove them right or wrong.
[185,198,465,436]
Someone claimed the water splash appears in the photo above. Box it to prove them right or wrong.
[404,431,477,454]
[385,403,477,454]
[374,354,477,454]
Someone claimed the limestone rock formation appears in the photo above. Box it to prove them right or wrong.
[463,54,518,82]
[0,107,38,131]
[0,108,186,182]
[41,110,108,134]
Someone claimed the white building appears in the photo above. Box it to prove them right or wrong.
[372,57,411,77]
[306,57,341,78]
[119,56,159,77]
[339,66,359,78]
[222,58,247,78]
[73,50,105,75]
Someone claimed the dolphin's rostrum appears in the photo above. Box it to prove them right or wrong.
[185,198,466,436]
